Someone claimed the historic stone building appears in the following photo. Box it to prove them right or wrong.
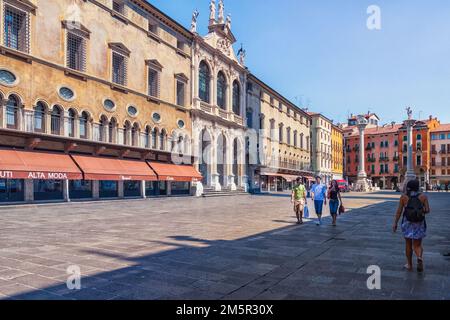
[190,0,248,192]
[309,113,333,183]
[246,74,313,193]
[0,0,201,203]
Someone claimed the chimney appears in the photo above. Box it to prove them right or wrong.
[429,115,432,120]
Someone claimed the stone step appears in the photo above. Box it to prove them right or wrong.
[202,192,248,198]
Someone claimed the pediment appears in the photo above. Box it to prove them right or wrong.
[108,42,131,57]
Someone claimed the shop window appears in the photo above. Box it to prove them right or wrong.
[171,182,190,195]
[69,180,92,199]
[99,181,118,198]
[34,180,63,201]
[0,179,24,202]
[124,181,140,197]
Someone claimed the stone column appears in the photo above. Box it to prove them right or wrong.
[24,179,34,203]
[141,181,146,199]
[92,181,100,199]
[355,116,369,191]
[118,181,124,198]
[63,179,70,202]
[404,118,417,186]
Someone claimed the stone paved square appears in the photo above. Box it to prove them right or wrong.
[0,192,449,300]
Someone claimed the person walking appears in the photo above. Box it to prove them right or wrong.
[328,180,343,226]
[291,177,307,225]
[310,176,327,226]
[393,179,430,272]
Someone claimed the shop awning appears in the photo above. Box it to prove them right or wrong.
[0,149,82,180]
[147,162,202,182]
[72,155,157,181]
[281,174,300,182]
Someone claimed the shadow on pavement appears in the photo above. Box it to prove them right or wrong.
[4,194,450,300]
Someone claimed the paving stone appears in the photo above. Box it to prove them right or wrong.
[0,192,448,300]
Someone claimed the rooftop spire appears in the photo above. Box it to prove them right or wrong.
[209,0,216,26]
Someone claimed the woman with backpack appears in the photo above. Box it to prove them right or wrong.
[393,179,430,272]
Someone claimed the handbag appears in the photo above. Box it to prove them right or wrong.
[339,204,345,214]
[304,205,309,218]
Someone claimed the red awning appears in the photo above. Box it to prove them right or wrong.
[147,162,202,182]
[281,174,300,182]
[0,149,82,180]
[72,155,157,181]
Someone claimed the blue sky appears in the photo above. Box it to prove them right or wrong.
[149,0,450,124]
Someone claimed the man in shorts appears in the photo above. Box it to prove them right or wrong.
[310,175,327,225]
[291,177,307,225]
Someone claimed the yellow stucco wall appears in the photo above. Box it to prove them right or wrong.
[332,125,344,176]
[259,91,311,169]
[0,0,192,135]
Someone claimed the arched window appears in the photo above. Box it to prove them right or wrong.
[132,123,139,146]
[68,109,76,138]
[177,135,184,154]
[199,61,210,103]
[417,134,422,140]
[6,95,20,129]
[286,127,291,145]
[300,133,304,149]
[123,121,131,145]
[184,134,190,154]
[34,101,47,133]
[217,71,227,109]
[79,111,89,139]
[144,126,151,148]
[151,128,158,149]
[108,118,117,143]
[232,80,240,115]
[51,106,62,135]
[159,129,166,151]
[99,116,108,142]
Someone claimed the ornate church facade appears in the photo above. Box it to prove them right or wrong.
[190,0,249,192]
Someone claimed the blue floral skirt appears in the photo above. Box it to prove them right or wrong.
[401,216,427,240]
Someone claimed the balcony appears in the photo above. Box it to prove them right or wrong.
[439,149,447,154]
[393,156,399,161]
[431,150,437,155]
[367,157,376,163]
[365,145,373,151]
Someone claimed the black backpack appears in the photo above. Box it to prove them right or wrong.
[404,194,425,223]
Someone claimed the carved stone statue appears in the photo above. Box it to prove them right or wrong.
[225,14,231,30]
[191,10,199,33]
[209,0,216,23]
[218,0,224,24]
[237,44,246,65]
[406,106,413,120]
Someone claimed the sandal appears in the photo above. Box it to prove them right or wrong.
[417,258,424,273]
[403,264,412,271]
